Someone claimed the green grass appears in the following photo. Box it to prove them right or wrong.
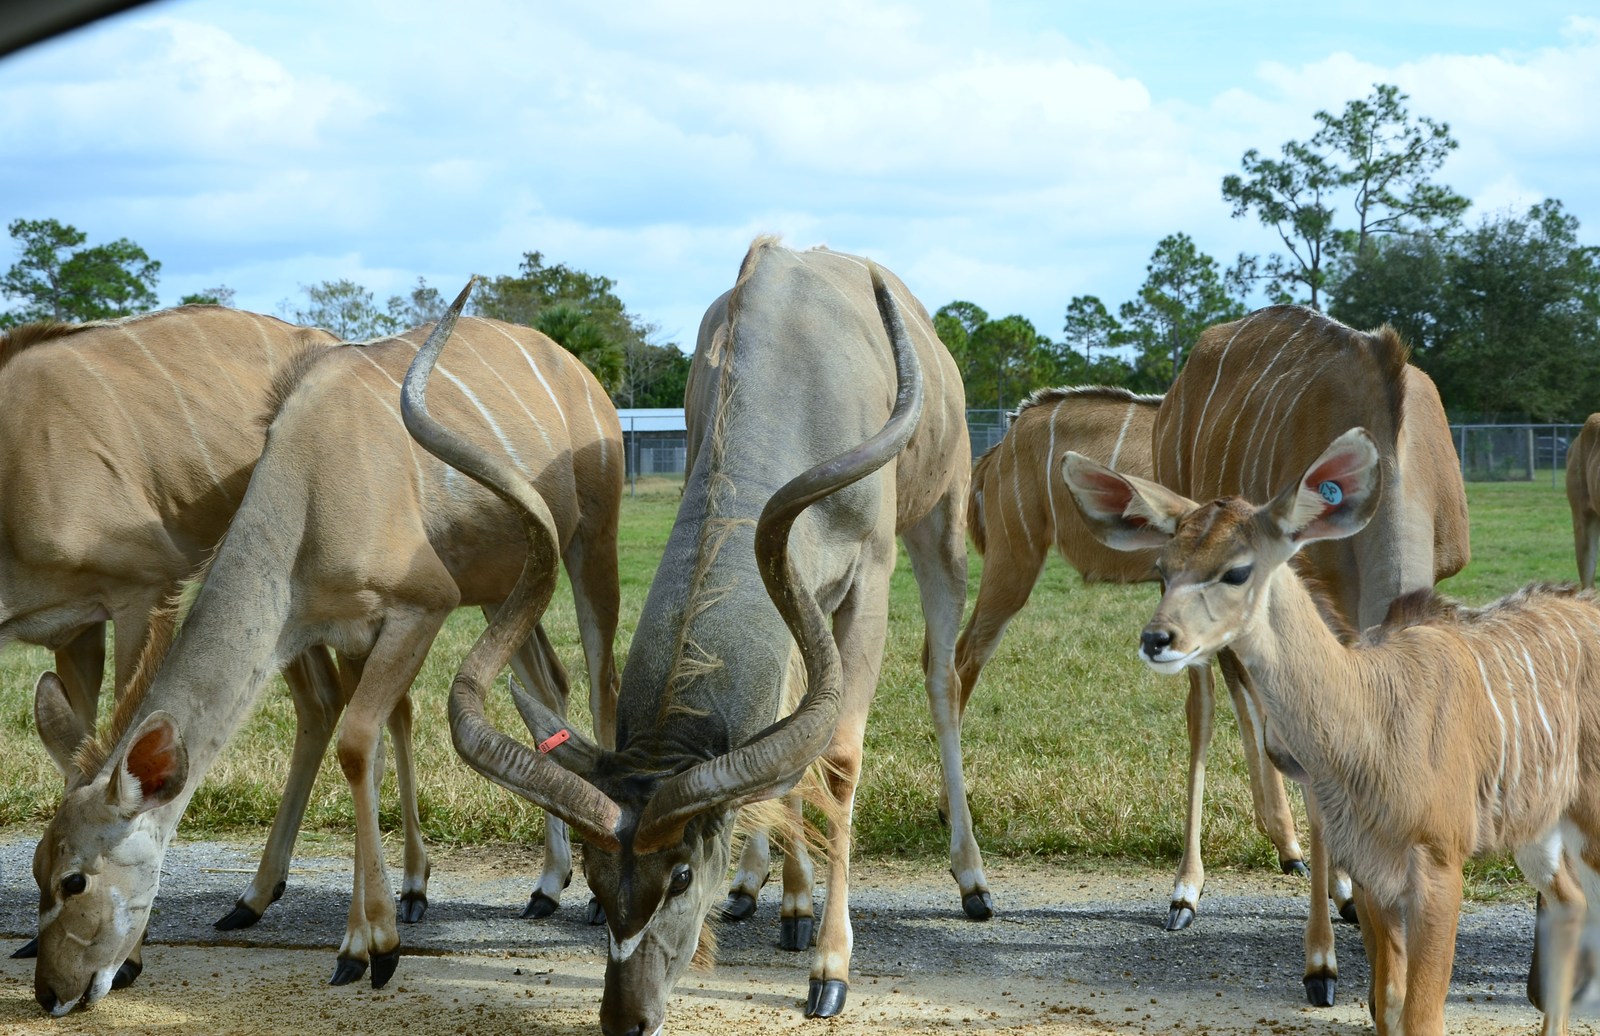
[0,476,1582,886]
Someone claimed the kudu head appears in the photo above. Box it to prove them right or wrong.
[29,671,186,1015]
[402,268,922,1036]
[1062,428,1382,674]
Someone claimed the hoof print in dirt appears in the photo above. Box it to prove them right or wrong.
[778,915,813,951]
[721,891,757,922]
[806,978,848,1018]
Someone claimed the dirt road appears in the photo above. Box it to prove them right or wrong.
[0,834,1578,1034]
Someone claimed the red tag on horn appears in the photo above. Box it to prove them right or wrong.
[537,729,571,754]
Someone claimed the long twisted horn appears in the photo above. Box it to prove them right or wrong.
[634,262,925,850]
[400,279,624,851]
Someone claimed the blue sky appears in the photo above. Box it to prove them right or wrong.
[2,1,1595,348]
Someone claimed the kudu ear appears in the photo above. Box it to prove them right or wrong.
[109,711,188,816]
[1061,452,1196,551]
[34,672,88,777]
[1265,427,1382,545]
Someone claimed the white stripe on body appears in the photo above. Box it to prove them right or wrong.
[1107,401,1137,470]
[1183,312,1262,489]
[1245,352,1346,493]
[1043,400,1065,542]
[1216,314,1313,490]
[125,328,225,490]
[1472,649,1510,824]
[450,328,556,454]
[1008,422,1035,549]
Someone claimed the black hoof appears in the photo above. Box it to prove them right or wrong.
[1165,903,1196,931]
[522,891,560,919]
[329,957,368,986]
[1281,858,1309,878]
[214,901,262,931]
[1304,974,1336,1008]
[721,891,758,922]
[962,890,994,920]
[779,915,814,951]
[398,892,428,924]
[584,897,606,926]
[111,956,143,990]
[12,937,38,959]
[370,947,400,989]
[1338,899,1360,925]
[806,978,848,1018]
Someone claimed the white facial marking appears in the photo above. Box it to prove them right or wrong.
[50,994,79,1018]
[609,927,646,963]
[1141,645,1204,675]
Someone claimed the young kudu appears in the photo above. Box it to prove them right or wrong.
[407,240,982,1034]
[1152,305,1470,1005]
[27,300,622,1014]
[1,307,358,972]
[1066,427,1600,1036]
[952,385,1314,927]
[1566,413,1600,590]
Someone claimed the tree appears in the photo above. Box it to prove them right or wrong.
[385,277,445,329]
[2,218,160,326]
[1312,84,1469,261]
[180,285,236,307]
[617,339,692,409]
[1047,295,1135,387]
[1116,233,1248,388]
[473,251,651,399]
[965,313,1051,413]
[932,299,987,376]
[1222,141,1343,309]
[284,279,397,340]
[1060,295,1118,364]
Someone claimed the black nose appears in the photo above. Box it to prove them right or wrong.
[1141,629,1173,659]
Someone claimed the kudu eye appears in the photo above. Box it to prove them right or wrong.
[60,873,87,897]
[1220,565,1253,586]
[668,864,693,897]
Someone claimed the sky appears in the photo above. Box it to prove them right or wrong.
[1,1,1596,350]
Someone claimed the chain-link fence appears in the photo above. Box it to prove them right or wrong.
[1451,424,1583,486]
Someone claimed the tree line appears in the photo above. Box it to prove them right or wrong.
[5,83,1597,419]
[0,225,689,409]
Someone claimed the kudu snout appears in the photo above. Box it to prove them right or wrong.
[1140,626,1174,661]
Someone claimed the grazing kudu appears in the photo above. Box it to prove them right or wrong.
[28,299,622,1014]
[409,240,982,1033]
[1,307,361,972]
[952,385,1313,922]
[1066,426,1600,1036]
[1151,305,1470,1005]
[1566,414,1600,589]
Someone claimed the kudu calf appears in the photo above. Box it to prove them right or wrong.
[1152,305,1469,1005]
[28,300,621,1014]
[1066,427,1600,1036]
[406,239,983,1034]
[953,385,1314,928]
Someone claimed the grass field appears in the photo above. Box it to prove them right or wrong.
[0,475,1581,888]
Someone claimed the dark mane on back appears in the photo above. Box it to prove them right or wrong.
[1010,384,1163,421]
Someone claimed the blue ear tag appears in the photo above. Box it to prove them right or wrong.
[1318,480,1343,506]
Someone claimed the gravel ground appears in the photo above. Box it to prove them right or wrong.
[0,832,1587,1034]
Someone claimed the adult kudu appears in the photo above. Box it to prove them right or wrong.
[952,384,1316,937]
[1,307,358,972]
[28,302,622,1014]
[407,239,986,1035]
[1151,304,1470,1005]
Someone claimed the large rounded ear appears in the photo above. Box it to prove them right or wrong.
[33,672,89,778]
[109,711,188,816]
[1062,452,1196,551]
[1265,427,1382,545]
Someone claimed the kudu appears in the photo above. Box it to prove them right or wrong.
[1152,305,1470,1005]
[28,297,622,1014]
[407,239,982,1034]
[1566,413,1600,589]
[1,307,365,972]
[1066,426,1600,1036]
[952,385,1315,921]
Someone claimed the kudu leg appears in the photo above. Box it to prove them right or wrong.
[52,623,106,734]
[1168,664,1214,931]
[723,826,772,922]
[1575,512,1600,590]
[217,646,345,930]
[1301,792,1337,1006]
[563,534,621,750]
[777,795,817,950]
[951,524,1047,721]
[1396,857,1463,1036]
[500,616,584,921]
[331,609,448,990]
[386,691,432,924]
[805,572,891,1019]
[905,500,993,920]
[1216,652,1305,875]
[1357,887,1406,1034]
[1518,847,1587,1036]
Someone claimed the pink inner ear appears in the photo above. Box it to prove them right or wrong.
[127,725,180,800]
[1081,468,1134,515]
[1303,449,1365,502]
